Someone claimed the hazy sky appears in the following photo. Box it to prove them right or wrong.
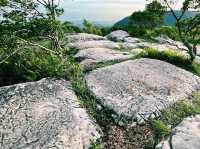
[59,0,183,26]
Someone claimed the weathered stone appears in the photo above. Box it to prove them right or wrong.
[120,42,141,50]
[0,78,101,149]
[124,37,143,43]
[156,115,200,149]
[155,36,188,51]
[63,33,106,44]
[85,58,200,123]
[106,30,130,42]
[155,36,177,45]
[149,43,181,52]
[74,48,133,70]
[131,48,146,55]
[136,42,181,52]
[67,40,120,50]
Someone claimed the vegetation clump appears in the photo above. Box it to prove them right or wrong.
[128,0,166,37]
[144,48,200,76]
[148,91,200,148]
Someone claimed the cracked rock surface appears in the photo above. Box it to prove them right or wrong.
[156,115,200,149]
[74,48,134,70]
[0,78,101,149]
[62,33,106,45]
[67,40,120,50]
[85,58,200,123]
[105,30,130,42]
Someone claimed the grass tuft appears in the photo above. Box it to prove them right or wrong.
[149,91,200,146]
[144,47,200,76]
[150,120,171,139]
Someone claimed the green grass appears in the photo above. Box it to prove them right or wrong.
[149,91,200,146]
[144,48,190,65]
[89,141,104,149]
[0,47,69,86]
[150,120,171,139]
[144,47,200,76]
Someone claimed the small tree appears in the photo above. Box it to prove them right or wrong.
[146,0,166,22]
[0,0,64,51]
[161,0,200,62]
[129,0,166,29]
[83,19,102,36]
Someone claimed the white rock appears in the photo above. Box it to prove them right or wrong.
[157,115,200,149]
[105,30,130,42]
[124,37,143,43]
[0,78,101,149]
[68,40,120,50]
[85,58,200,123]
[74,48,133,70]
[63,33,106,43]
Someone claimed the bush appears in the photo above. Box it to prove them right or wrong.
[0,45,68,86]
[150,120,171,139]
[154,26,179,41]
[144,48,200,76]
[145,48,191,65]
[82,19,102,35]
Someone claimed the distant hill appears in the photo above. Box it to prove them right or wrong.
[114,11,198,27]
[164,11,198,26]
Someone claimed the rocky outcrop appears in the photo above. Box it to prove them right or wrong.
[68,40,120,50]
[0,78,101,149]
[155,36,200,56]
[85,58,200,124]
[74,48,133,70]
[106,30,130,42]
[156,115,200,149]
[124,37,143,43]
[62,33,106,45]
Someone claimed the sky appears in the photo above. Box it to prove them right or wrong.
[59,0,148,26]
[58,0,183,26]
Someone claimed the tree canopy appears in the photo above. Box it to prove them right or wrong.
[160,0,200,61]
[0,0,64,50]
[129,0,166,29]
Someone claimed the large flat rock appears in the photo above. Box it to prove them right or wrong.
[62,33,106,45]
[67,40,120,50]
[124,37,143,43]
[155,36,187,51]
[0,78,101,149]
[74,48,133,70]
[119,40,183,52]
[156,115,200,149]
[85,58,200,123]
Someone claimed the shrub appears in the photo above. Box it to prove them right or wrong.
[150,120,171,139]
[83,19,102,35]
[154,26,179,41]
[144,47,200,76]
[0,45,68,86]
[145,48,190,64]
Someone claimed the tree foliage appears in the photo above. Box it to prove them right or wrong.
[83,19,102,36]
[127,0,166,38]
[129,0,166,29]
[0,0,64,50]
[161,0,200,62]
[0,0,79,86]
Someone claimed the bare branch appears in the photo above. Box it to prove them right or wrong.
[0,48,21,64]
